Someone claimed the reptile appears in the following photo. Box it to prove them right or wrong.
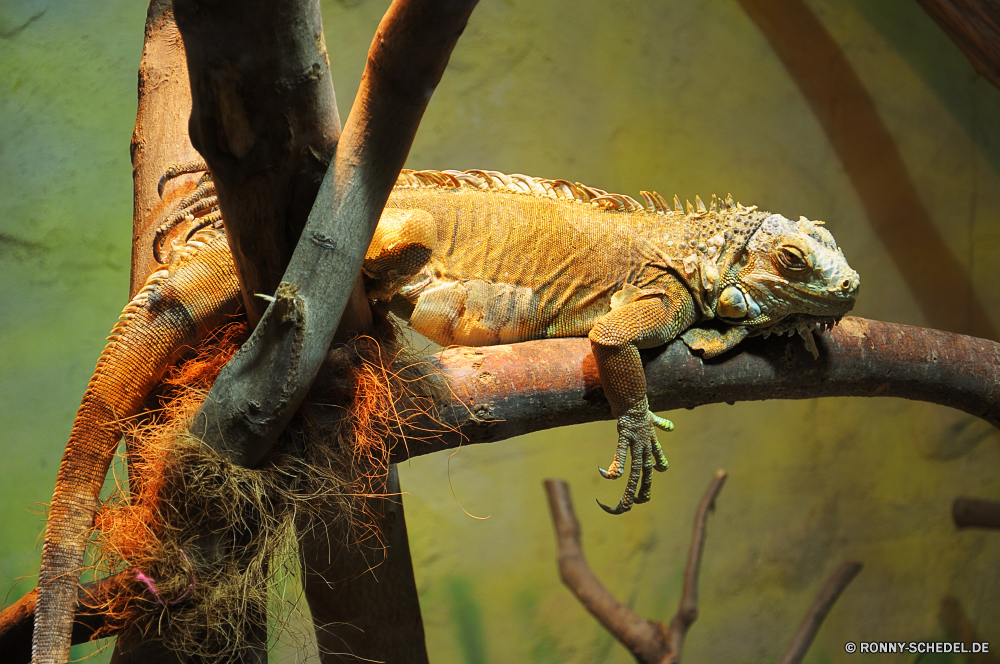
[33,164,858,663]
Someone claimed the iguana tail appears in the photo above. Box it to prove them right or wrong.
[33,229,241,664]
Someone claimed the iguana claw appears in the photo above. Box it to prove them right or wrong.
[598,410,672,514]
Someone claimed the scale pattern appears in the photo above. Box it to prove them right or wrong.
[35,166,858,663]
[33,229,241,664]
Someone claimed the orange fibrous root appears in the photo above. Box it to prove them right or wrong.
[85,318,446,661]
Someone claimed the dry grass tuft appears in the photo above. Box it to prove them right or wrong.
[84,318,445,660]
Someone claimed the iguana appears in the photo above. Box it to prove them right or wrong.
[33,165,858,664]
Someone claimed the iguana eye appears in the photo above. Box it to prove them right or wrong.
[777,246,808,272]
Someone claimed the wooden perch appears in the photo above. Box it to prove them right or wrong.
[918,0,1000,91]
[390,317,1000,461]
[546,475,861,664]
[5,315,994,656]
[953,498,1000,529]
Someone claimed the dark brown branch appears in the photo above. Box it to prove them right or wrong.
[172,0,342,327]
[953,498,1000,529]
[392,317,1000,461]
[544,479,671,664]
[666,470,727,659]
[185,0,478,471]
[776,562,862,664]
[918,0,1000,91]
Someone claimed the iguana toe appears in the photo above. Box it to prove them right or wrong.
[650,413,674,432]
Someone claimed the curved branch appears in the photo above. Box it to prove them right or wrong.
[392,317,1000,461]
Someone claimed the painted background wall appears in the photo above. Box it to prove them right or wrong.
[1,1,998,662]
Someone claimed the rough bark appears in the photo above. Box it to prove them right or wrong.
[390,317,1000,461]
[918,0,1000,91]
[171,0,341,328]
[130,0,204,297]
[300,467,428,664]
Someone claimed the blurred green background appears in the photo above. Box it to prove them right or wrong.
[2,0,999,662]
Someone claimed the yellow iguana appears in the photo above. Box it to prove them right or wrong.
[33,164,858,663]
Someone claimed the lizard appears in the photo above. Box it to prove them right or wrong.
[33,164,858,663]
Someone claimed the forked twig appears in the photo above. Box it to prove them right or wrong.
[544,472,727,664]
[546,473,861,664]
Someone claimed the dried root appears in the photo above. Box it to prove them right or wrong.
[84,318,444,661]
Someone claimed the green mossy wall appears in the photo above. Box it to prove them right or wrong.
[1,1,998,662]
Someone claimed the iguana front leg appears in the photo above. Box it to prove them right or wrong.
[589,277,697,514]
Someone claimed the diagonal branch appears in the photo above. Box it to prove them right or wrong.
[666,470,727,659]
[918,0,1000,92]
[178,0,479,471]
[544,479,671,664]
[776,562,862,664]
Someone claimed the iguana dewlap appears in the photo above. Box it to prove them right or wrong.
[364,169,859,514]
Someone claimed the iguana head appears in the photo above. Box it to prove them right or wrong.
[715,213,859,335]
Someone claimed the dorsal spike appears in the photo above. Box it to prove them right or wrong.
[673,195,682,213]
[640,190,670,214]
[685,199,694,215]
[710,193,718,214]
[726,193,734,209]
[696,195,707,214]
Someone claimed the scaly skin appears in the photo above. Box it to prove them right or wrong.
[365,169,860,513]
[36,165,859,663]
[33,226,241,664]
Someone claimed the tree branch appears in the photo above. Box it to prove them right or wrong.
[776,562,862,664]
[953,498,1000,529]
[544,479,670,664]
[918,0,1000,92]
[393,317,1000,461]
[666,470,727,659]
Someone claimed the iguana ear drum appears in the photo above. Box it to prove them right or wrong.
[717,285,748,319]
[717,285,762,321]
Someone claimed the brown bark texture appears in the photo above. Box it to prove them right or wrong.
[918,0,1000,91]
[391,317,1000,461]
[130,0,204,297]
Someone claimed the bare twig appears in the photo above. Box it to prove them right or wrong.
[544,479,670,664]
[776,562,862,664]
[953,498,1000,529]
[665,470,727,659]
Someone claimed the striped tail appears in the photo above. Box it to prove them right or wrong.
[33,230,241,664]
